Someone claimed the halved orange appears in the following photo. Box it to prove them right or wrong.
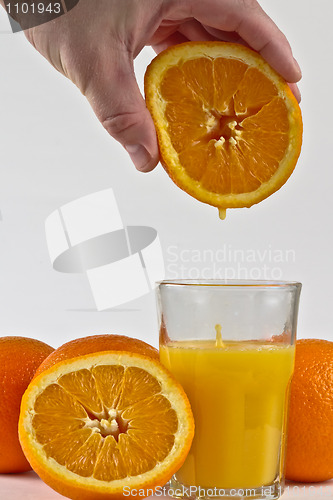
[19,349,194,500]
[145,42,303,218]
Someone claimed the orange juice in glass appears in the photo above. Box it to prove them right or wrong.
[157,280,301,500]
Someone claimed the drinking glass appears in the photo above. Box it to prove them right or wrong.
[157,280,301,500]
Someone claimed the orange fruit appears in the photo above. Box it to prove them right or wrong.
[145,41,303,218]
[0,336,54,473]
[286,339,333,482]
[34,334,159,377]
[19,334,194,499]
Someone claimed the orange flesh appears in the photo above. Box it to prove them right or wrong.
[32,366,178,480]
[160,57,290,194]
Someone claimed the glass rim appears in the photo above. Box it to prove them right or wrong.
[157,279,302,289]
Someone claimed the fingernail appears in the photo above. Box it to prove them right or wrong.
[125,144,152,172]
[293,58,302,78]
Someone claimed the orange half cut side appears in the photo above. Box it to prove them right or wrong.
[144,42,303,218]
[19,351,194,500]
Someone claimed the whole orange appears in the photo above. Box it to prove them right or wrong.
[286,339,333,482]
[34,334,159,378]
[0,336,54,473]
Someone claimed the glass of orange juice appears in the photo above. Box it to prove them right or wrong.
[157,280,301,500]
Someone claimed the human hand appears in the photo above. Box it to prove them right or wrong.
[23,0,302,172]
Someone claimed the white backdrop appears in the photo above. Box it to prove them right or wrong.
[0,0,332,349]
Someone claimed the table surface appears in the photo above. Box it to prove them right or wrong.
[0,472,332,500]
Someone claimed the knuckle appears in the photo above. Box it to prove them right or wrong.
[221,0,260,29]
[102,111,140,140]
[239,0,259,10]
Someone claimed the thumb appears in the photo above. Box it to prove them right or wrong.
[84,52,159,172]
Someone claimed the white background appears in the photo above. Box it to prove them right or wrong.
[0,2,332,498]
[0,0,332,351]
